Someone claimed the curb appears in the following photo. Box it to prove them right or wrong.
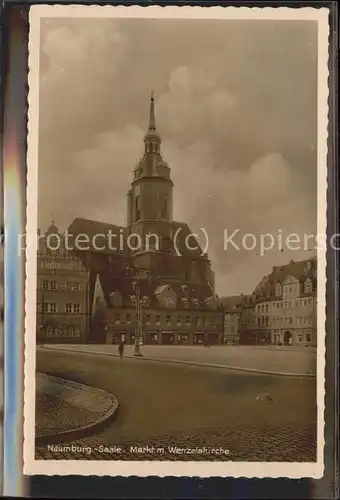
[35,374,119,446]
[40,346,316,378]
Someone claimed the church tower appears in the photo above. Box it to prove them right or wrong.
[127,92,173,250]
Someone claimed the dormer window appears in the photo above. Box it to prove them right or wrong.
[304,278,312,294]
[164,296,175,308]
[181,297,188,308]
[275,282,282,297]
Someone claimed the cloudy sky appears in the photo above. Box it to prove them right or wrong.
[37,16,318,295]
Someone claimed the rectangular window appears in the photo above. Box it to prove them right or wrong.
[50,280,57,291]
[166,315,171,326]
[115,314,120,324]
[146,315,151,325]
[155,315,160,325]
[65,303,72,313]
[73,304,80,314]
[49,302,57,313]
[126,314,131,324]
[66,281,73,291]
[43,280,49,290]
[177,316,182,326]
[211,317,216,326]
[186,316,191,326]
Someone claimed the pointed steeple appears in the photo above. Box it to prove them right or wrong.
[144,91,161,154]
[149,91,156,131]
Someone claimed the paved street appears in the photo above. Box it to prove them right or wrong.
[36,348,317,462]
[44,344,316,376]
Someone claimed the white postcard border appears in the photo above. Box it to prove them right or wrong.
[24,4,329,478]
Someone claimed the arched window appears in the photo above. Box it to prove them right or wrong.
[135,196,140,221]
[304,279,312,294]
[161,197,168,219]
[275,282,282,297]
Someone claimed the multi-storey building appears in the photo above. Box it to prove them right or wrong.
[66,94,223,345]
[220,295,246,344]
[238,258,317,347]
[36,223,90,343]
[92,274,221,345]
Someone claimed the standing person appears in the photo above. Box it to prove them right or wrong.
[118,340,124,358]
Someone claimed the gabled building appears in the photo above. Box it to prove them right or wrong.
[220,295,248,344]
[238,257,317,347]
[36,222,90,343]
[65,93,223,344]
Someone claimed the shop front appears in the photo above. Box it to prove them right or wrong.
[162,332,175,345]
[106,330,128,344]
[177,334,189,345]
[193,332,205,345]
[144,332,161,345]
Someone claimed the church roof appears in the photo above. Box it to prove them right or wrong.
[67,217,128,254]
[66,217,207,260]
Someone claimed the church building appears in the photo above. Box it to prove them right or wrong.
[68,94,223,345]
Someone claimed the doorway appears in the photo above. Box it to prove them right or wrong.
[284,331,292,345]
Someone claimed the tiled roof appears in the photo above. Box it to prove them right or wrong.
[67,217,128,254]
[98,275,221,311]
[66,218,207,259]
[171,222,207,259]
[220,295,245,312]
[253,258,317,299]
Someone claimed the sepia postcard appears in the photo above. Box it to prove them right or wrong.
[24,4,329,478]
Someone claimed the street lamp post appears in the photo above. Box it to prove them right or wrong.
[134,268,143,357]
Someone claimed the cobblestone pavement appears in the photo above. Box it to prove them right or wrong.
[36,349,317,462]
[44,343,316,376]
[36,373,118,439]
[36,425,316,462]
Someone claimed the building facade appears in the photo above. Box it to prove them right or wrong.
[221,295,246,344]
[91,274,221,345]
[36,223,89,344]
[67,94,223,345]
[238,258,317,347]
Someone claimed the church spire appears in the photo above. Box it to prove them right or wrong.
[149,91,156,131]
[144,91,161,154]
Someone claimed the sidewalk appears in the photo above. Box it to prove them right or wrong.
[41,344,316,377]
[36,373,119,445]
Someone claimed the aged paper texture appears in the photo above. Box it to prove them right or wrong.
[24,4,329,477]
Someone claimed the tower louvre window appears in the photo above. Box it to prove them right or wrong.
[135,196,140,221]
